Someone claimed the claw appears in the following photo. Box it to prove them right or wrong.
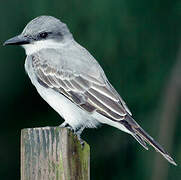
[77,135,85,149]
[74,126,85,149]
[59,123,85,148]
[59,122,68,128]
[59,122,74,132]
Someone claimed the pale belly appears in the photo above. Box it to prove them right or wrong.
[33,80,100,129]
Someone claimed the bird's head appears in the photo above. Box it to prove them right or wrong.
[3,16,73,55]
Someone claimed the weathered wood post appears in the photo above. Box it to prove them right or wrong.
[21,127,90,180]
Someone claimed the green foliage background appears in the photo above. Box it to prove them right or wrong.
[0,0,181,179]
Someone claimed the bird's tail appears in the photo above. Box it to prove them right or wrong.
[120,114,177,166]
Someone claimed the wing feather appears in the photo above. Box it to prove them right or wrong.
[91,84,119,101]
[88,88,125,115]
[32,56,129,121]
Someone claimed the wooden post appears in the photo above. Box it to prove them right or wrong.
[21,127,90,180]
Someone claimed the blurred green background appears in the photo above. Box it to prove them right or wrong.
[0,0,181,179]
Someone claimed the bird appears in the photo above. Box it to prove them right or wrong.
[4,15,177,165]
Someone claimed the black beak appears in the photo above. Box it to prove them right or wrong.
[3,35,30,46]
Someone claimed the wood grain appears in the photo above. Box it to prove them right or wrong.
[21,127,90,180]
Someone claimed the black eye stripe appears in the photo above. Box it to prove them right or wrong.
[39,32,48,38]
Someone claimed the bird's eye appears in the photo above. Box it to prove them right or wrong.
[39,32,48,39]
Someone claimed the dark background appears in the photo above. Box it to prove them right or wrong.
[0,0,181,179]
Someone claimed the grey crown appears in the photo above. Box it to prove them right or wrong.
[22,16,72,42]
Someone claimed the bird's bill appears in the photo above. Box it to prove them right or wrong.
[3,35,30,46]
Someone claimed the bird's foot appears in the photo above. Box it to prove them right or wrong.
[59,122,85,148]
[59,122,74,132]
[74,126,85,149]
[77,134,85,148]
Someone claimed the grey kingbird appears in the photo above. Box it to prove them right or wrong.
[4,16,176,165]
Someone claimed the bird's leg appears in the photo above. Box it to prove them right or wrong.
[59,122,74,132]
[74,126,85,148]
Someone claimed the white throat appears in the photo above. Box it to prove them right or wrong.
[22,39,65,55]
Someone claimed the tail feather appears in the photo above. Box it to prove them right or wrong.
[132,133,148,150]
[121,115,177,166]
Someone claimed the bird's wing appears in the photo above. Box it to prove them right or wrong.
[31,54,177,165]
[31,55,129,121]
